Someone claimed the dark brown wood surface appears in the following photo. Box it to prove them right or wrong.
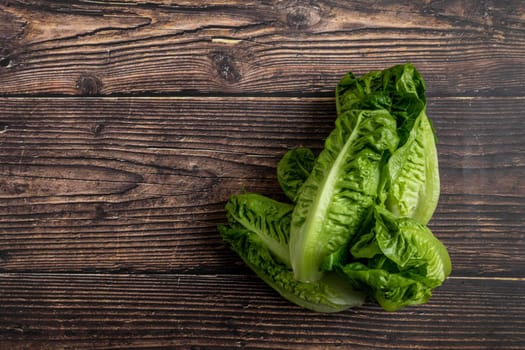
[1,1,524,349]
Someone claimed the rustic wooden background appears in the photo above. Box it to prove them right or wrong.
[1,1,524,349]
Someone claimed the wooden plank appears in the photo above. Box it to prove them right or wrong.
[0,96,524,276]
[0,273,523,349]
[0,1,524,96]
[1,2,523,349]
[428,96,525,278]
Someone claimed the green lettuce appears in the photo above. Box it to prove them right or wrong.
[381,111,440,224]
[224,193,293,266]
[290,64,432,283]
[336,64,440,224]
[341,263,432,311]
[219,193,365,312]
[219,63,450,312]
[342,206,451,311]
[290,109,399,282]
[277,147,316,202]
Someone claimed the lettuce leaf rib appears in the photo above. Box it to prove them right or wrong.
[290,109,399,282]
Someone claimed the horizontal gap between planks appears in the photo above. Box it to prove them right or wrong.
[1,92,525,99]
[0,271,523,282]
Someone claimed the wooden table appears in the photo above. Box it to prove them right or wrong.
[1,1,524,349]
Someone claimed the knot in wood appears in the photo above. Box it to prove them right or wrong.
[0,56,12,68]
[76,73,103,95]
[93,123,105,137]
[0,46,14,69]
[286,4,321,30]
[211,51,242,84]
[94,204,107,220]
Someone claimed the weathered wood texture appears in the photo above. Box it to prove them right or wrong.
[1,274,524,350]
[0,0,524,96]
[1,95,524,348]
[1,0,524,349]
[0,96,523,277]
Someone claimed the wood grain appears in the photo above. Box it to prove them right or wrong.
[0,0,524,96]
[1,1,524,348]
[0,96,523,277]
[0,273,524,350]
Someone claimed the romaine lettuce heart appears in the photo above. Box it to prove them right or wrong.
[290,108,399,282]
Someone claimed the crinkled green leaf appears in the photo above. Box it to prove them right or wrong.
[342,206,451,311]
[382,111,440,224]
[225,193,293,266]
[290,109,399,282]
[336,63,426,147]
[219,194,365,312]
[219,225,365,312]
[277,147,316,202]
[341,262,432,312]
[369,206,451,287]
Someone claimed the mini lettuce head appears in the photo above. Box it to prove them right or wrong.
[219,63,450,312]
[290,63,431,283]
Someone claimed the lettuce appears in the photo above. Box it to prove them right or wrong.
[277,147,315,203]
[224,193,293,266]
[290,109,399,282]
[291,64,429,283]
[342,206,451,311]
[219,193,365,312]
[219,63,451,312]
[336,63,440,224]
[381,111,440,224]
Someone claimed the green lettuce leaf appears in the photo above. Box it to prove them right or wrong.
[353,206,451,285]
[341,262,432,311]
[290,108,399,282]
[342,206,451,311]
[220,193,365,312]
[277,147,316,202]
[336,63,426,145]
[382,111,440,224]
[225,193,293,266]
